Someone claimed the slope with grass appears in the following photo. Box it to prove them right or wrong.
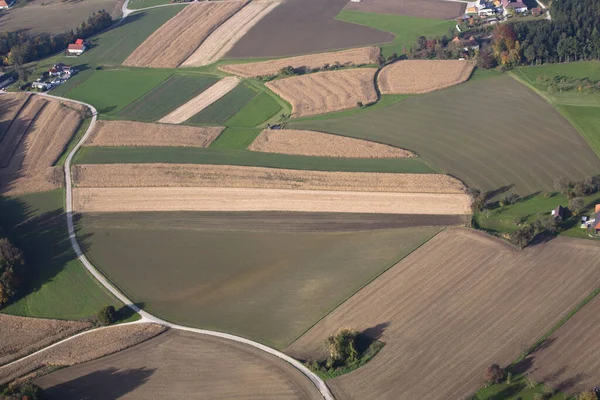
[186,83,257,126]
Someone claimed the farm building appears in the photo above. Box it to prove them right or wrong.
[49,63,74,77]
[585,205,600,237]
[502,0,527,14]
[67,39,87,55]
[0,0,14,9]
[551,205,565,222]
[31,81,53,91]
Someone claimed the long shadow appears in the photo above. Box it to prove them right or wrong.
[356,322,390,354]
[41,367,155,399]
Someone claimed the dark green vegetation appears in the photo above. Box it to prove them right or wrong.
[209,128,262,150]
[66,69,172,116]
[0,237,24,306]
[73,146,437,173]
[78,211,440,348]
[335,11,455,57]
[186,84,257,125]
[291,74,600,196]
[223,91,282,127]
[97,305,117,326]
[118,74,219,121]
[0,190,126,319]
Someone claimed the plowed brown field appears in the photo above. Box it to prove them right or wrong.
[87,121,224,147]
[266,68,378,117]
[0,93,29,141]
[181,1,280,67]
[220,47,380,78]
[344,0,466,20]
[248,129,414,158]
[72,164,465,193]
[123,1,245,68]
[286,229,600,400]
[378,60,475,94]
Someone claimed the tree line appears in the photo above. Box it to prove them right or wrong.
[0,10,113,67]
[0,236,24,306]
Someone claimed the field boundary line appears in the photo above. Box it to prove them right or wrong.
[29,92,335,400]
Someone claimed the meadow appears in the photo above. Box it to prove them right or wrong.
[78,211,440,348]
[186,83,257,125]
[209,128,262,149]
[292,74,600,196]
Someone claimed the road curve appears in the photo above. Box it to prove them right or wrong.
[34,93,335,400]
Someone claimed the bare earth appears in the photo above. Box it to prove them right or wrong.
[159,77,240,124]
[0,323,166,385]
[286,229,600,400]
[248,129,414,158]
[181,0,281,67]
[0,315,91,367]
[378,60,475,94]
[72,187,471,214]
[87,121,224,147]
[0,93,29,141]
[219,47,381,78]
[34,330,321,399]
[344,0,466,20]
[72,164,465,193]
[122,1,245,68]
[266,68,378,117]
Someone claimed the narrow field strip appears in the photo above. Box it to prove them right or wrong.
[73,187,472,214]
[181,1,281,67]
[159,77,241,124]
[0,93,30,142]
[378,60,475,94]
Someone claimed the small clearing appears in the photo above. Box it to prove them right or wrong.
[219,47,381,78]
[87,121,224,147]
[122,1,246,68]
[378,60,475,94]
[266,68,378,117]
[344,0,466,20]
[0,323,166,385]
[159,77,241,124]
[248,129,414,158]
[181,1,281,67]
[0,315,91,367]
[287,229,600,400]
[72,164,465,192]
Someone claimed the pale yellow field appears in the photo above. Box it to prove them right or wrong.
[378,60,475,94]
[248,129,414,158]
[219,47,381,78]
[286,229,600,400]
[266,68,378,117]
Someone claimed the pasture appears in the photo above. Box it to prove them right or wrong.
[118,74,219,121]
[78,212,440,347]
[286,229,600,399]
[186,83,257,125]
[292,74,600,196]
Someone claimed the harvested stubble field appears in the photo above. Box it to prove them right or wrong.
[35,330,321,399]
[266,69,378,117]
[0,323,166,385]
[0,315,91,367]
[159,77,240,124]
[292,74,600,196]
[86,121,223,147]
[286,229,600,400]
[248,129,414,158]
[344,0,466,20]
[77,212,441,347]
[181,0,281,67]
[220,47,381,78]
[378,59,475,94]
[0,93,29,142]
[123,1,245,68]
[72,164,464,192]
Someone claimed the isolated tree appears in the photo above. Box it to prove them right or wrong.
[324,328,359,368]
[484,364,505,385]
[510,224,535,249]
[97,305,117,326]
[573,181,590,197]
[569,197,585,215]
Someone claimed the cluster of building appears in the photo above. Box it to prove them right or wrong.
[0,0,15,9]
[31,63,77,91]
[465,0,528,18]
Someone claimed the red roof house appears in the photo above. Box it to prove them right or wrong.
[67,39,86,55]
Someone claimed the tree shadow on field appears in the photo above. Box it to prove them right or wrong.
[355,322,390,353]
[42,367,156,399]
[488,383,526,400]
[117,302,146,321]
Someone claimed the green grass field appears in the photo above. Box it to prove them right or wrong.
[209,128,262,149]
[66,69,172,115]
[118,74,219,121]
[224,91,282,127]
[0,190,126,320]
[335,11,455,58]
[78,211,440,348]
[127,0,173,9]
[186,84,257,125]
[73,146,438,173]
[291,74,600,196]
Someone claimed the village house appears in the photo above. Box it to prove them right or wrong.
[31,80,53,91]
[551,205,566,222]
[585,205,600,237]
[49,63,74,77]
[0,0,14,9]
[67,39,87,56]
[502,0,528,14]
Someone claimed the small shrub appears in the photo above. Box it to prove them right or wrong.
[97,305,117,326]
[483,364,505,385]
[569,197,585,216]
[578,390,598,400]
[356,101,364,108]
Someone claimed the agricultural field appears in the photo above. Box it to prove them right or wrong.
[378,60,475,94]
[222,91,282,127]
[185,83,257,125]
[209,128,261,149]
[35,330,322,399]
[0,93,29,141]
[227,0,393,58]
[127,0,171,9]
[117,74,219,122]
[343,0,466,20]
[266,68,378,117]
[123,1,245,68]
[248,129,414,158]
[76,213,441,347]
[286,229,600,400]
[219,46,381,78]
[292,74,600,196]
[86,121,224,147]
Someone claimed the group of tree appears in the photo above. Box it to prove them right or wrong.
[536,75,600,94]
[0,382,44,400]
[0,10,113,67]
[0,237,25,306]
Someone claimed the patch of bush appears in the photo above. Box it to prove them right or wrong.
[97,305,116,326]
[483,364,505,386]
[1,382,44,399]
[0,237,25,307]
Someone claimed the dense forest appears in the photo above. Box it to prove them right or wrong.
[0,10,112,66]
